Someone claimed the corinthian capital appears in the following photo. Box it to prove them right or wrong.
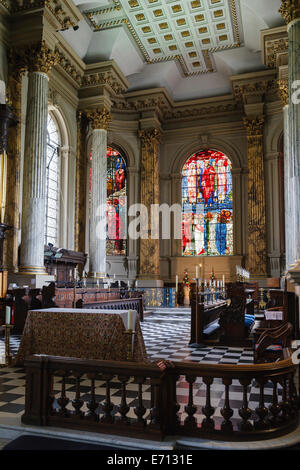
[86,108,112,130]
[278,79,289,107]
[279,0,300,24]
[243,116,264,144]
[20,41,59,75]
[138,128,161,149]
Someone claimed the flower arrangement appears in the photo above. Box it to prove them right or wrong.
[183,269,191,288]
[210,267,215,282]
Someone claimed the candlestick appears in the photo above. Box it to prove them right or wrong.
[128,309,133,331]
[5,306,10,324]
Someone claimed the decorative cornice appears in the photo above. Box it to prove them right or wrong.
[243,116,265,142]
[279,0,300,24]
[265,37,288,69]
[55,46,83,86]
[82,72,126,96]
[85,108,112,130]
[11,0,82,30]
[278,78,289,106]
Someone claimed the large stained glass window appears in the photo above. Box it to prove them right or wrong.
[45,114,60,246]
[182,149,233,256]
[106,147,127,255]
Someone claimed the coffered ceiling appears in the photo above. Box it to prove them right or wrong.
[61,0,285,101]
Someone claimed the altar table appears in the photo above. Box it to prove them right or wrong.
[14,308,148,366]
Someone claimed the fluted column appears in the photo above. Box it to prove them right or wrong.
[19,42,58,274]
[278,78,293,270]
[280,1,300,269]
[74,111,88,255]
[138,128,161,280]
[86,108,112,278]
[4,60,24,273]
[243,116,267,276]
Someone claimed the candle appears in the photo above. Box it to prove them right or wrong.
[136,280,138,288]
[94,271,96,278]
[222,274,225,286]
[175,275,178,292]
[97,279,99,287]
[113,273,116,280]
[128,309,133,331]
[196,266,199,279]
[5,306,10,324]
[127,280,130,288]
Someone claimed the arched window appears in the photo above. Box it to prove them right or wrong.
[182,149,233,256]
[106,147,127,255]
[45,114,60,245]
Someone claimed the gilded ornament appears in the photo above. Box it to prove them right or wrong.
[279,0,300,24]
[86,108,112,130]
[278,79,289,106]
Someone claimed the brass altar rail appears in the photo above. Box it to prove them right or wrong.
[21,353,299,441]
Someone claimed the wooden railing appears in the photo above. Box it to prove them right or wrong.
[21,353,299,441]
[81,297,144,322]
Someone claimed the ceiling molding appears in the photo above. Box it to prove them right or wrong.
[83,0,243,77]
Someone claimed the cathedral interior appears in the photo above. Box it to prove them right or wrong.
[0,0,300,454]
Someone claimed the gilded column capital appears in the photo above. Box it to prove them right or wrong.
[243,116,265,143]
[278,79,289,107]
[19,41,59,75]
[138,128,161,149]
[86,108,112,131]
[279,0,300,24]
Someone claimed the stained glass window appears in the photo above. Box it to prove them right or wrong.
[45,114,60,246]
[106,147,127,255]
[182,149,233,256]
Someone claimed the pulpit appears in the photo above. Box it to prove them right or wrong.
[44,245,86,286]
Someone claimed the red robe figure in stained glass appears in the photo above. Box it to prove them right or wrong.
[187,162,197,204]
[107,201,124,253]
[182,214,193,254]
[201,160,215,205]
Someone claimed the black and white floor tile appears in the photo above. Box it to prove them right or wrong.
[0,308,281,430]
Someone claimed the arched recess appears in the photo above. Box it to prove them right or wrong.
[181,149,233,257]
[85,135,137,279]
[169,138,247,260]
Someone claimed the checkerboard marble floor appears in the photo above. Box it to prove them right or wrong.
[0,308,282,431]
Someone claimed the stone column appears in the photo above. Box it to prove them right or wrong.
[138,128,161,282]
[278,79,291,271]
[19,42,58,275]
[74,111,88,255]
[86,108,112,278]
[243,116,267,276]
[4,61,25,273]
[280,1,300,269]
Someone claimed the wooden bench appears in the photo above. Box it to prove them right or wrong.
[254,322,293,363]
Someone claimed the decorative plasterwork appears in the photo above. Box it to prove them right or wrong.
[278,78,289,106]
[84,0,242,76]
[279,0,300,24]
[81,61,130,97]
[10,0,83,30]
[261,27,288,70]
[85,108,113,130]
[12,40,59,75]
[231,71,278,105]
